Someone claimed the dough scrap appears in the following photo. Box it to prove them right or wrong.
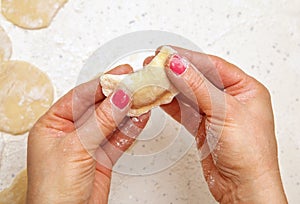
[100,46,178,116]
[1,0,68,29]
[0,25,12,61]
[0,169,27,204]
[0,61,54,135]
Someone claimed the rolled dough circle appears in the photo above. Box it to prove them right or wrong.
[1,0,68,29]
[0,61,54,135]
[0,26,12,61]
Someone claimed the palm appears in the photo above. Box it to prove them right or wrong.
[27,65,150,204]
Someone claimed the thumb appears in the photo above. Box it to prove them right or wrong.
[165,54,228,157]
[165,54,226,117]
[77,88,132,154]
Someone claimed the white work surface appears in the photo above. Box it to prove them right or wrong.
[0,0,299,203]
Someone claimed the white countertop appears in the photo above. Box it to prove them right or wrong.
[0,0,299,203]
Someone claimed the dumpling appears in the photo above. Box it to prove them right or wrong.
[100,46,178,116]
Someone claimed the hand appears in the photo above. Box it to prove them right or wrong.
[27,64,150,204]
[146,46,287,203]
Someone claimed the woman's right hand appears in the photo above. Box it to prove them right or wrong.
[146,46,288,203]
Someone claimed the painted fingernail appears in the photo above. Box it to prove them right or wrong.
[112,89,130,110]
[168,54,188,75]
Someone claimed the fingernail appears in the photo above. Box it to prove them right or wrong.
[112,89,130,110]
[168,54,188,75]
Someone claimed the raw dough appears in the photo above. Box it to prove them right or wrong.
[0,169,27,204]
[100,46,178,116]
[0,61,54,135]
[0,26,12,61]
[1,0,68,29]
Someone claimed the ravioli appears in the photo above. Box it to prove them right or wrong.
[100,46,178,116]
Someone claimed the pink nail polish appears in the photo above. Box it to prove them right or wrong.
[169,54,187,75]
[112,89,130,110]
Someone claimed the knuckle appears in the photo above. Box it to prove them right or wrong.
[95,106,116,134]
[259,84,271,99]
[187,70,206,93]
[210,55,227,69]
[249,76,272,100]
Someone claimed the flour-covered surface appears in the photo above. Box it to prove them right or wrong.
[0,25,11,61]
[0,0,299,203]
[1,0,68,29]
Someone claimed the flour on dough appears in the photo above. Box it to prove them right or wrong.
[100,46,178,116]
[1,0,68,29]
[0,169,27,204]
[0,61,54,135]
[0,26,12,61]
